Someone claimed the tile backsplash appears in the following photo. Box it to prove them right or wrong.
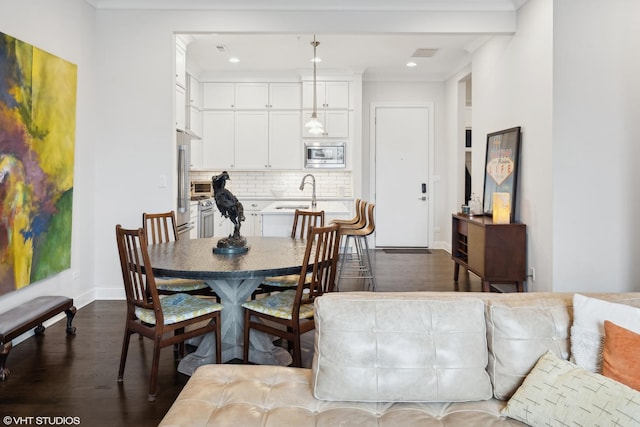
[190,170,352,199]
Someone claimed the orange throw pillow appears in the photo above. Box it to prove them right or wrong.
[603,320,640,391]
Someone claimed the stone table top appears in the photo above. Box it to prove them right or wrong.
[146,236,309,280]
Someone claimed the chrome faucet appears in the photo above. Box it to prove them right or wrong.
[299,174,317,207]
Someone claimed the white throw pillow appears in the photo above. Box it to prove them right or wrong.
[571,294,640,372]
[502,351,640,427]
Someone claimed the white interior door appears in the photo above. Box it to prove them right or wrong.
[374,105,431,247]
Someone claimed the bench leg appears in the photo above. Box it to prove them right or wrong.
[0,342,12,381]
[65,306,77,335]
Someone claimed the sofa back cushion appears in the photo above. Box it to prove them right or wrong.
[485,294,573,400]
[486,293,640,401]
[311,292,492,402]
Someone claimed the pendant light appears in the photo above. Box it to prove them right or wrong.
[305,35,324,136]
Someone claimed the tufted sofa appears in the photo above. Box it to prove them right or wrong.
[159,291,640,426]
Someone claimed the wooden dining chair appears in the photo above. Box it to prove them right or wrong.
[142,211,218,300]
[115,225,223,401]
[242,223,340,367]
[254,209,325,296]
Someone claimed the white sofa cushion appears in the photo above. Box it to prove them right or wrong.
[570,293,640,373]
[312,292,492,402]
[485,293,573,400]
[159,364,525,427]
[502,351,640,426]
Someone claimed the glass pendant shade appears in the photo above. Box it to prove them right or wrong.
[305,35,324,135]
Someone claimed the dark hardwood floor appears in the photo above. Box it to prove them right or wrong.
[0,249,482,427]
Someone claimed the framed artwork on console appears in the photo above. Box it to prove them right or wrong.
[482,126,521,221]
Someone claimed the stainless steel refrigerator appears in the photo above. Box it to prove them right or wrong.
[176,131,193,237]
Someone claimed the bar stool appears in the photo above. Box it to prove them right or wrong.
[332,199,363,228]
[336,203,376,291]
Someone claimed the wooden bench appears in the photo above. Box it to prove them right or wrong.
[0,296,76,380]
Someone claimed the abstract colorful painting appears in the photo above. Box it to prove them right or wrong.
[0,32,77,296]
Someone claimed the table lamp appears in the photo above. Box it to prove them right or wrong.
[492,192,511,224]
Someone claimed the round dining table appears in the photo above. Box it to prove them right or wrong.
[146,236,309,375]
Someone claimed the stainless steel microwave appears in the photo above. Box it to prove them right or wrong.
[304,142,346,168]
[191,180,213,198]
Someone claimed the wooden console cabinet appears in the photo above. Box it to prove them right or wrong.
[451,214,526,292]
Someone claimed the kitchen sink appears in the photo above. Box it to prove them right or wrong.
[274,204,310,210]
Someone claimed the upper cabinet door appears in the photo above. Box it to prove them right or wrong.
[268,110,301,169]
[234,111,269,168]
[188,75,202,109]
[302,81,349,110]
[202,110,235,169]
[268,83,301,109]
[324,82,350,109]
[176,85,186,131]
[234,83,269,109]
[175,43,186,89]
[203,83,235,109]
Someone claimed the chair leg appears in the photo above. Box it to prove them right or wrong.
[362,237,376,291]
[174,328,185,358]
[291,328,302,368]
[336,235,352,291]
[117,329,132,382]
[215,312,222,364]
[148,340,162,402]
[243,310,251,363]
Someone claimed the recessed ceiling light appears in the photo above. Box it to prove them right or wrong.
[406,61,417,67]
[229,57,240,63]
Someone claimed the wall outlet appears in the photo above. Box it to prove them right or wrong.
[528,267,536,282]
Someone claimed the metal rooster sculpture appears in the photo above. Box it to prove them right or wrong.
[212,171,247,252]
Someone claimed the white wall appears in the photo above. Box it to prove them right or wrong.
[92,9,516,297]
[0,0,97,324]
[361,81,447,248]
[552,0,640,292]
[443,65,472,248]
[469,0,554,291]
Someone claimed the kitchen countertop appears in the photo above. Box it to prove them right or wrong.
[260,200,350,215]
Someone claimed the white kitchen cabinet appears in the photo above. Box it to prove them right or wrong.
[268,110,301,169]
[302,81,349,110]
[213,209,232,238]
[189,106,202,137]
[234,111,269,169]
[269,83,301,109]
[188,75,202,109]
[191,139,203,169]
[302,110,349,138]
[175,41,186,89]
[242,200,270,236]
[202,109,301,170]
[202,110,235,169]
[203,82,235,109]
[213,200,267,237]
[176,85,186,131]
[203,82,301,110]
[234,83,269,109]
[189,202,199,239]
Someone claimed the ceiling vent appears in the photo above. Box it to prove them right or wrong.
[411,48,438,58]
